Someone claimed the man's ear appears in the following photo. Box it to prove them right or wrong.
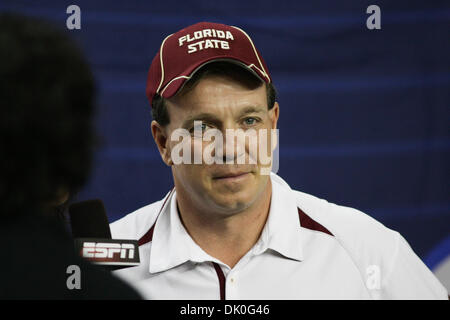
[151,120,173,166]
[269,102,280,129]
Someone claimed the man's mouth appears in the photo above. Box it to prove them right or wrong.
[213,171,251,180]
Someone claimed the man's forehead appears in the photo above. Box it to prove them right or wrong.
[168,77,266,113]
[186,105,266,120]
[169,100,267,122]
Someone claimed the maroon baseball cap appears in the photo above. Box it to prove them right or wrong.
[146,22,272,107]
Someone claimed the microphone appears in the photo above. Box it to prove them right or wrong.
[69,199,111,239]
[69,199,140,270]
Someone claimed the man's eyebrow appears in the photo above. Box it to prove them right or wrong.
[236,106,266,117]
[181,106,266,128]
[181,113,221,128]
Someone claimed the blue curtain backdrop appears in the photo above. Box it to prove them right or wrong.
[1,1,449,273]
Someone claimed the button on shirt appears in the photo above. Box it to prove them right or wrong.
[111,173,448,299]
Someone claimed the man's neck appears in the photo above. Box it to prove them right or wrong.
[175,181,272,269]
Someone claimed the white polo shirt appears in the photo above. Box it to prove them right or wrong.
[110,173,448,299]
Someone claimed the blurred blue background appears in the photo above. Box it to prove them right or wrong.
[1,0,449,281]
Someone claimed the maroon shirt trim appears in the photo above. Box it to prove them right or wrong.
[298,207,334,236]
[138,224,155,246]
[212,262,226,300]
[138,188,174,246]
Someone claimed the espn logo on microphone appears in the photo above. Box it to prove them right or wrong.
[74,238,140,269]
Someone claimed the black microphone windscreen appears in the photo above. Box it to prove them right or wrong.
[68,199,112,239]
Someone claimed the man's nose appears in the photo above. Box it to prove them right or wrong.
[221,129,246,164]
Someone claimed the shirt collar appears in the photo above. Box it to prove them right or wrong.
[252,173,304,261]
[149,189,222,273]
[149,173,303,274]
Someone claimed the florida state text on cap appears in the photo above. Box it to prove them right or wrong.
[145,22,272,107]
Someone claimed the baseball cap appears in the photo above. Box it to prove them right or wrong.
[146,22,272,107]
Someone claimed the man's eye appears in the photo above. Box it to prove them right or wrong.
[244,117,258,126]
[191,123,209,133]
[195,124,205,131]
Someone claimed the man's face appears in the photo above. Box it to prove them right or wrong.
[154,74,279,216]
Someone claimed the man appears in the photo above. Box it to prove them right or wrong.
[111,22,448,299]
[0,13,141,299]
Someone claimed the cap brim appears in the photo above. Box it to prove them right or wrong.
[159,57,266,99]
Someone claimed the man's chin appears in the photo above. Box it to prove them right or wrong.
[204,190,256,215]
